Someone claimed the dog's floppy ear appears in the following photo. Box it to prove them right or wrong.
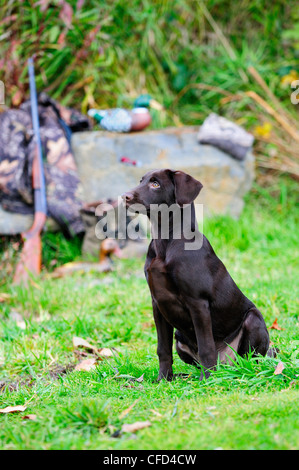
[172,171,203,207]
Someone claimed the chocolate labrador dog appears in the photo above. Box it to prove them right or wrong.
[122,169,271,380]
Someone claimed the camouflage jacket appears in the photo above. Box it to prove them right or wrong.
[0,93,90,235]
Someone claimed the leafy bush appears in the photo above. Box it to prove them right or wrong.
[1,1,298,176]
[0,1,296,112]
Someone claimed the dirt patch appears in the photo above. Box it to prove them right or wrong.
[48,363,76,380]
[0,377,34,393]
[0,363,75,393]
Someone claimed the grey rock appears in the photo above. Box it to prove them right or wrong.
[198,113,254,161]
[72,126,254,219]
[0,206,33,235]
[0,205,59,235]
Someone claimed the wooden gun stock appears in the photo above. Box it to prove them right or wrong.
[13,57,47,285]
[13,148,47,284]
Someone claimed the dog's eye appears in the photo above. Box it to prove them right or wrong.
[150,181,160,189]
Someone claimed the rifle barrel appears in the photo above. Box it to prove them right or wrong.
[28,57,47,215]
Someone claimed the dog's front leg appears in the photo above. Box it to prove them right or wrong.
[187,297,217,379]
[152,299,174,381]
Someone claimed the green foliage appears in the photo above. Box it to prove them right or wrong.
[1,0,297,128]
[61,398,110,430]
[41,232,82,270]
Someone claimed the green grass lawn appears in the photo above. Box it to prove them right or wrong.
[0,179,298,450]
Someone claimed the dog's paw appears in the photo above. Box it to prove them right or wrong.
[198,369,212,381]
[157,371,173,382]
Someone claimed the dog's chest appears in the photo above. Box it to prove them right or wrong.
[146,257,194,333]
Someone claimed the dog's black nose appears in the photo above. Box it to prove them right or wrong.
[121,191,134,202]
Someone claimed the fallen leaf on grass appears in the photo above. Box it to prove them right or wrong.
[98,347,115,358]
[22,414,37,421]
[269,318,284,330]
[274,361,285,375]
[121,421,151,434]
[72,336,116,358]
[0,405,27,414]
[74,358,97,371]
[73,336,98,353]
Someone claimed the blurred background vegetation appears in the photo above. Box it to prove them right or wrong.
[0,0,298,180]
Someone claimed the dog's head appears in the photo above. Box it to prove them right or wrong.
[122,169,203,210]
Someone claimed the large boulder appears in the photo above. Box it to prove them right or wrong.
[72,126,254,219]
